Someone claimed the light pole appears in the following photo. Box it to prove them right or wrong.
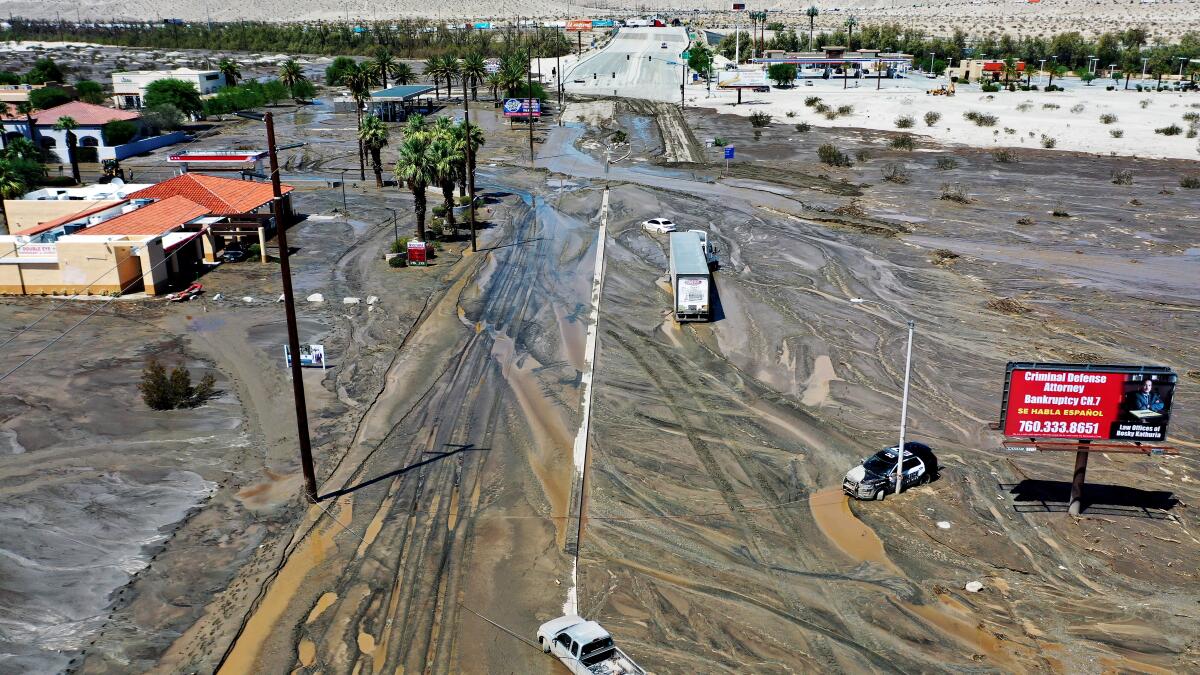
[928,52,935,75]
[894,320,915,498]
[1141,57,1149,81]
[462,66,478,252]
[387,206,398,245]
[1179,57,1188,80]
[338,169,348,213]
[236,110,318,503]
[1038,59,1046,85]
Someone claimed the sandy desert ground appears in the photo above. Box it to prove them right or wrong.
[2,0,1199,40]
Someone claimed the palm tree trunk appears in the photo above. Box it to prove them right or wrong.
[442,181,456,235]
[67,132,80,184]
[371,148,383,187]
[356,109,366,181]
[413,185,427,242]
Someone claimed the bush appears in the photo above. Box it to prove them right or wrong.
[767,63,797,87]
[712,137,727,147]
[1070,103,1085,114]
[981,82,1000,93]
[29,86,74,110]
[1039,135,1056,149]
[855,149,870,162]
[142,103,184,132]
[388,254,407,268]
[836,104,854,116]
[894,114,915,129]
[1052,206,1070,217]
[935,156,958,170]
[325,55,357,85]
[881,162,909,183]
[1110,129,1124,138]
[1016,103,1033,112]
[102,119,138,145]
[1181,175,1200,189]
[139,359,215,410]
[246,243,262,260]
[1156,124,1183,136]
[1111,169,1133,185]
[1184,112,1200,122]
[75,79,106,104]
[889,134,915,151]
[1099,113,1118,124]
[144,78,204,117]
[290,78,317,101]
[924,111,941,126]
[785,110,796,118]
[804,96,822,107]
[391,236,410,253]
[794,122,811,132]
[939,183,969,203]
[749,111,773,128]
[817,143,852,167]
[432,204,447,217]
[964,111,997,127]
[1140,98,1152,109]
[992,148,1017,163]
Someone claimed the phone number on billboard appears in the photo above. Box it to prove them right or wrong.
[1016,420,1100,435]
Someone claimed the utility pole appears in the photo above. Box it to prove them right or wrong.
[556,49,563,107]
[528,39,536,165]
[893,320,915,499]
[680,57,686,110]
[253,111,318,503]
[463,73,478,252]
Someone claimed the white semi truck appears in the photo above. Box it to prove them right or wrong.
[537,615,646,675]
[669,230,712,322]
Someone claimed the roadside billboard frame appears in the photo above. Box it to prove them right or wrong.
[566,19,593,32]
[502,97,542,118]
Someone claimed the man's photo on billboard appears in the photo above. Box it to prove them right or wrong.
[1119,376,1173,425]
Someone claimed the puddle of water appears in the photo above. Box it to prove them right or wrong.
[809,488,900,574]
[297,639,316,667]
[800,354,839,407]
[305,592,338,624]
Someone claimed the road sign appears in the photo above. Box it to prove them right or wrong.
[681,50,691,59]
[724,146,735,159]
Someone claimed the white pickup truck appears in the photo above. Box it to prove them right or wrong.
[537,615,646,675]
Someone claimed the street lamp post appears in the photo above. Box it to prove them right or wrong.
[1179,57,1188,79]
[1141,57,1148,80]
[928,52,935,75]
[237,110,318,503]
[1038,59,1046,85]
[894,320,916,498]
[339,169,348,212]
[387,207,398,245]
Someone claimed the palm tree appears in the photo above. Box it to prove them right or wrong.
[392,62,414,86]
[423,57,443,100]
[806,6,819,51]
[845,15,858,51]
[403,113,427,137]
[53,116,80,184]
[394,132,435,242]
[1047,63,1068,88]
[428,134,462,236]
[456,120,485,196]
[358,114,389,188]
[461,51,487,101]
[442,55,462,100]
[485,72,503,104]
[371,48,397,89]
[218,58,241,87]
[16,102,37,146]
[341,64,374,181]
[1002,56,1020,86]
[279,59,306,98]
[0,159,31,231]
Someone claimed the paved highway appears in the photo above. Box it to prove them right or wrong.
[563,27,691,102]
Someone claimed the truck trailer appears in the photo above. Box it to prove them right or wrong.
[669,230,712,322]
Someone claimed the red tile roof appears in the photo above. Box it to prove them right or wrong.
[31,101,140,126]
[11,202,124,237]
[127,173,293,214]
[85,196,210,236]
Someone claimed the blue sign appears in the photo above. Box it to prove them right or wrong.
[591,19,614,28]
[474,21,492,29]
[502,98,542,118]
[724,146,735,159]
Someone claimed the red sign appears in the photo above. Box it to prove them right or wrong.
[732,3,746,9]
[566,19,592,32]
[1001,363,1176,442]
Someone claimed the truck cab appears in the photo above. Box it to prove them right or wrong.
[537,616,645,675]
[687,229,719,267]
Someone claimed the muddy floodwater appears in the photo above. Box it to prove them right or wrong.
[1,93,1197,674]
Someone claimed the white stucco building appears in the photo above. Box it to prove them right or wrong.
[0,101,186,163]
[110,68,226,109]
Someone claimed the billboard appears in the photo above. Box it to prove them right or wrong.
[474,22,492,29]
[1000,363,1177,442]
[284,344,327,369]
[502,97,542,118]
[566,19,592,32]
[591,19,614,28]
[717,69,767,88]
[732,3,746,9]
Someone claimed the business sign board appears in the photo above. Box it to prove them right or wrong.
[16,242,57,257]
[591,19,614,28]
[724,146,735,159]
[284,344,327,369]
[474,22,492,29]
[566,19,593,32]
[717,69,767,88]
[484,58,501,74]
[732,3,746,9]
[502,97,542,118]
[1000,362,1177,442]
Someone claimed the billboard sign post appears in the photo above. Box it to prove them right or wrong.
[502,97,542,119]
[999,362,1178,514]
[284,344,327,370]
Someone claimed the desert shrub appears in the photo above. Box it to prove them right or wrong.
[855,149,870,162]
[785,110,796,118]
[817,143,852,167]
[1099,113,1117,124]
[804,95,822,107]
[1042,103,1060,110]
[1156,124,1183,136]
[836,104,854,116]
[1004,127,1016,134]
[881,162,909,183]
[139,359,216,410]
[1070,103,1085,114]
[924,111,941,126]
[1111,169,1133,185]
[142,103,185,132]
[432,204,447,217]
[1110,129,1124,138]
[894,114,915,129]
[963,111,997,126]
[1181,175,1200,189]
[1189,129,1199,139]
[712,137,727,147]
[749,111,773,127]
[1017,216,1034,226]
[993,148,1017,162]
[1052,206,1070,217]
[981,82,1000,93]
[388,255,406,268]
[102,119,139,145]
[390,236,410,253]
[1040,135,1057,149]
[823,111,837,120]
[889,134,915,150]
[794,122,811,132]
[1016,103,1033,112]
[813,102,831,114]
[1140,98,1151,109]
[935,156,958,170]
[1183,112,1200,123]
[939,183,969,203]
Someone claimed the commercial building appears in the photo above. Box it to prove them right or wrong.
[0,82,77,105]
[110,68,226,109]
[947,59,1028,83]
[754,46,913,78]
[0,173,294,296]
[0,101,187,163]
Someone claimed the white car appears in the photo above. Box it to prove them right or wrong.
[642,217,677,233]
[537,616,646,675]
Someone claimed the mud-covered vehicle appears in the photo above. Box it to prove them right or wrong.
[537,615,645,675]
[842,442,938,500]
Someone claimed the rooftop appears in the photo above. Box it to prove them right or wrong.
[84,196,209,236]
[12,202,121,237]
[127,173,293,214]
[112,68,220,76]
[30,101,140,126]
[371,85,437,100]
